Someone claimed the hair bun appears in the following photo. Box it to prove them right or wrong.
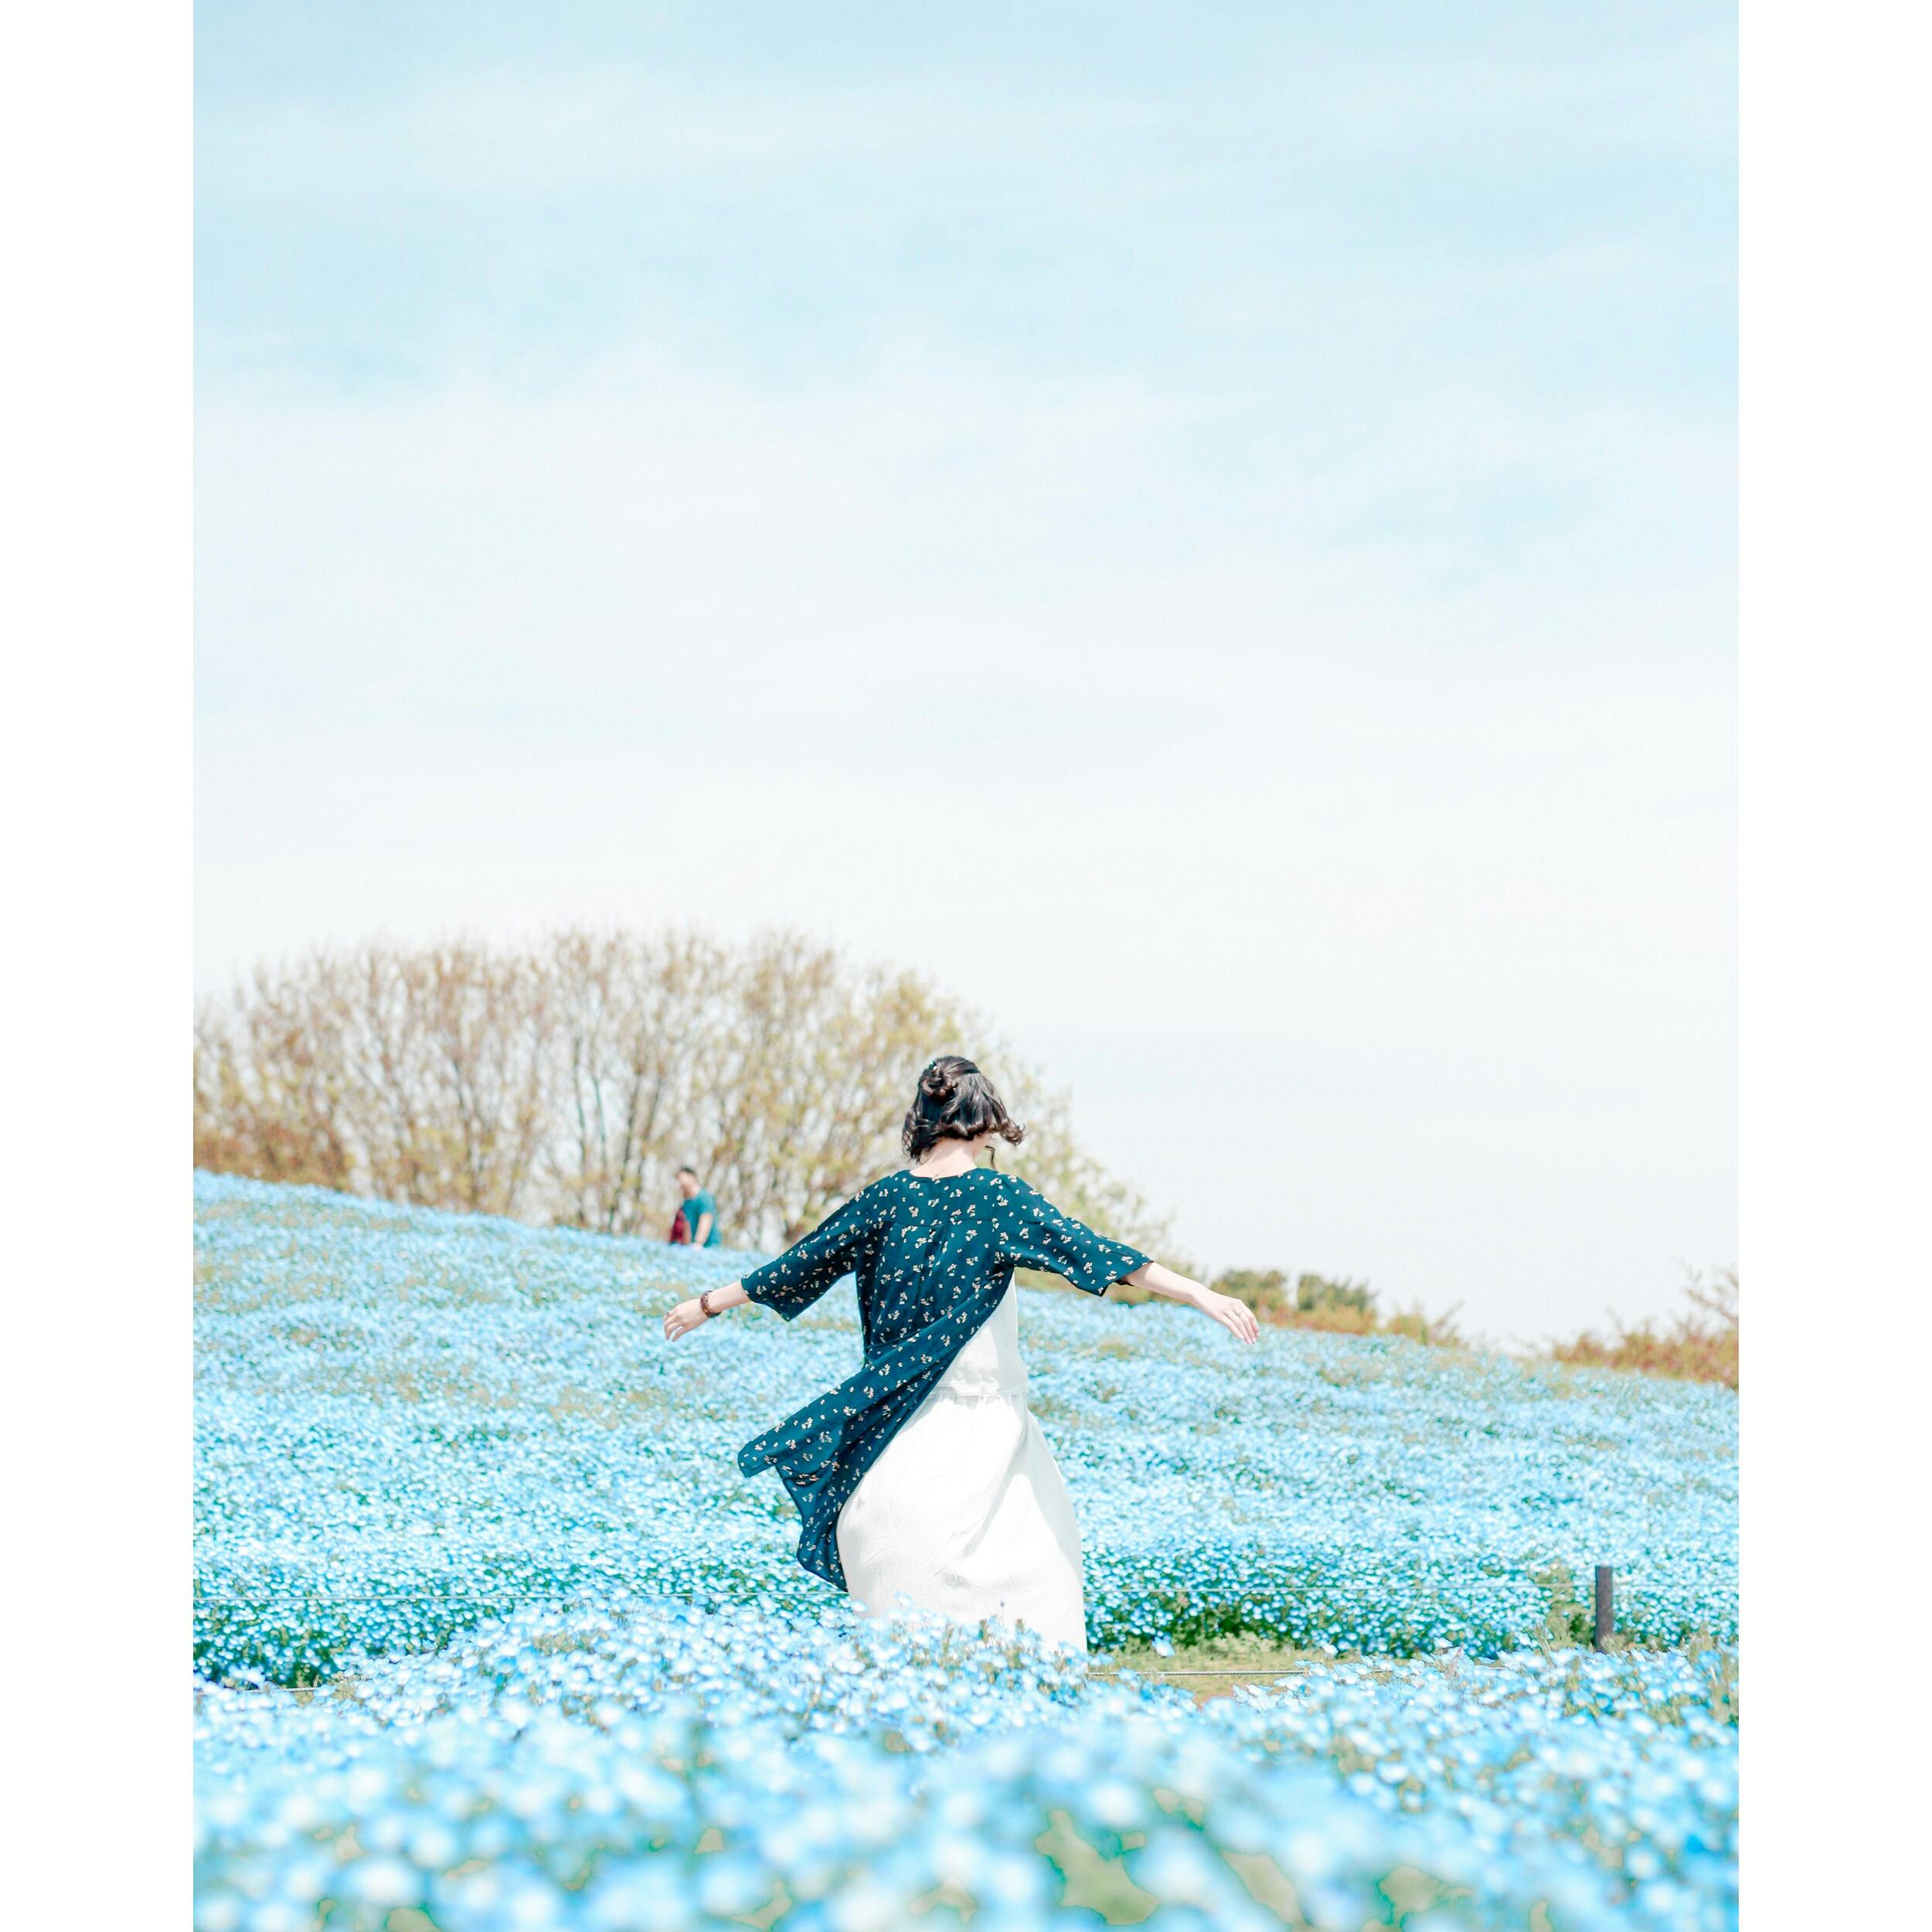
[903,1054,1023,1162]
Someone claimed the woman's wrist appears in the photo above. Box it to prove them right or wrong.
[695,1281,750,1320]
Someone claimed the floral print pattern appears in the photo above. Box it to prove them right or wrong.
[737,1169,1150,1590]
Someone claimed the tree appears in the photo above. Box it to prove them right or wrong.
[194,927,1175,1258]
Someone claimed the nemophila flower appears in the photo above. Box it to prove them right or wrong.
[195,1175,1737,1932]
[195,1173,1736,1680]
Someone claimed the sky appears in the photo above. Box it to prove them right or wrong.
[196,1,1736,1342]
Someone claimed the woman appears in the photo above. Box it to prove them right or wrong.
[662,1056,1257,1651]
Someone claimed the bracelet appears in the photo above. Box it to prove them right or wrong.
[698,1288,717,1320]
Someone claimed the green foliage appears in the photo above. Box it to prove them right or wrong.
[1207,1267,1292,1312]
[1209,1267,1468,1349]
[1529,1559,1594,1648]
[1298,1271,1376,1318]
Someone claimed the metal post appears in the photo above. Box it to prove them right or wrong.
[1593,1566,1614,1651]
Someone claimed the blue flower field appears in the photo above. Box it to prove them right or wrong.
[194,1173,1738,1930]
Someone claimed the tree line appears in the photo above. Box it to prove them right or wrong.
[194,927,1174,1257]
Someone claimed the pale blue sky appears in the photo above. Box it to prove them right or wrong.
[196,2,1736,1339]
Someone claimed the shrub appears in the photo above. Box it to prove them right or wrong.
[1208,1268,1468,1349]
[1546,1268,1739,1389]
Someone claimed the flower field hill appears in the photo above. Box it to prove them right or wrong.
[195,1172,1735,1684]
[193,1173,1737,1930]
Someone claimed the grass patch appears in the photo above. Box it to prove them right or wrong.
[1096,1633,1321,1699]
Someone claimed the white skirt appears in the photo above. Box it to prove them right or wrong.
[835,1283,1087,1652]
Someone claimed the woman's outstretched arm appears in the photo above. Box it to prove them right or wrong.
[664,1191,877,1340]
[663,1281,749,1340]
[1124,1261,1260,1344]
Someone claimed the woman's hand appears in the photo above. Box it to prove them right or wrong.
[1125,1261,1260,1344]
[1194,1286,1260,1345]
[662,1298,709,1342]
[662,1281,750,1340]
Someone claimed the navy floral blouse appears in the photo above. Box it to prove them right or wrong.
[736,1168,1150,1590]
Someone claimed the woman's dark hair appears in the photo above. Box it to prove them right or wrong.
[902,1055,1026,1162]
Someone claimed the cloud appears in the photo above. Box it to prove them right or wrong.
[194,0,1736,1334]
